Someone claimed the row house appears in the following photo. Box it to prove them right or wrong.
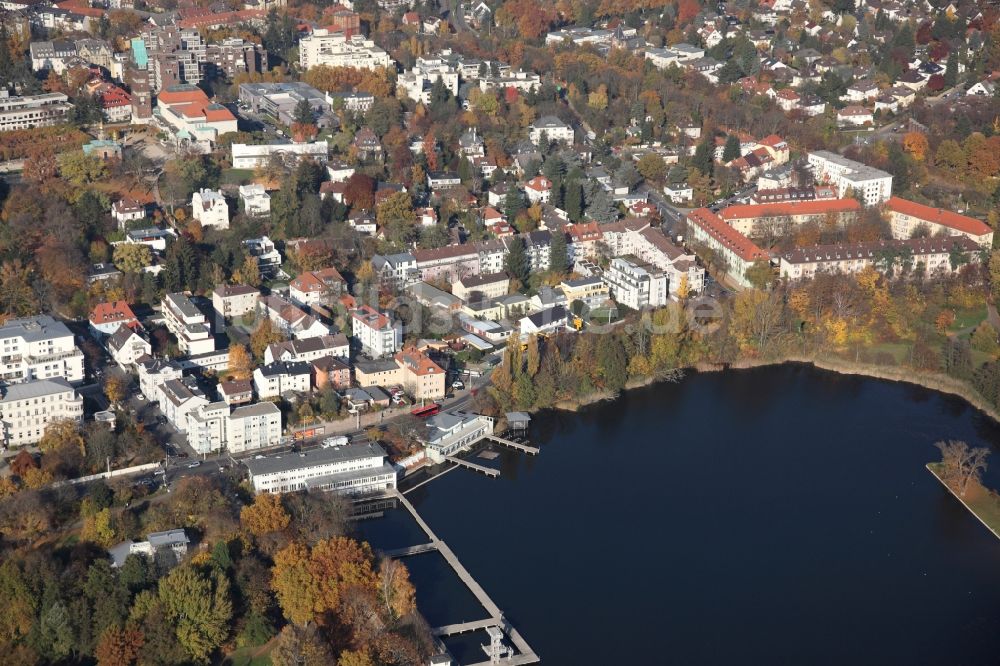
[885,197,993,248]
[264,334,350,365]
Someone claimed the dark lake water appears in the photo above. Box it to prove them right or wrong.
[362,365,1000,665]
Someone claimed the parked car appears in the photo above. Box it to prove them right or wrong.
[452,380,464,389]
[187,461,201,469]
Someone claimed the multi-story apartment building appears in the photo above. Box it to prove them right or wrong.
[252,361,311,399]
[298,30,392,70]
[187,400,282,455]
[603,258,669,309]
[686,208,769,289]
[885,197,994,248]
[779,236,982,281]
[720,199,862,237]
[244,442,397,495]
[453,272,510,302]
[398,54,460,104]
[162,293,215,355]
[528,116,575,145]
[0,378,83,448]
[136,356,184,402]
[212,284,259,322]
[395,347,445,400]
[559,276,610,308]
[807,151,893,207]
[0,90,73,132]
[371,253,418,289]
[352,306,402,359]
[0,315,84,385]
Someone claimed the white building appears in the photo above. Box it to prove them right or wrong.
[239,184,271,217]
[112,198,147,228]
[603,257,669,309]
[288,267,346,308]
[371,253,418,289]
[243,236,283,278]
[0,90,73,132]
[244,442,397,496]
[519,305,569,336]
[663,182,693,203]
[265,334,350,366]
[807,151,893,207]
[136,356,184,402]
[0,315,84,385]
[231,142,329,169]
[187,400,282,455]
[109,529,189,568]
[162,292,215,355]
[529,116,574,146]
[252,361,311,399]
[399,54,460,104]
[422,411,494,462]
[191,189,229,229]
[159,377,209,433]
[107,326,152,369]
[352,306,402,359]
[0,378,83,448]
[298,30,392,70]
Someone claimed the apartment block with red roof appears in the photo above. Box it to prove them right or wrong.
[885,197,994,248]
[720,199,862,236]
[686,208,768,289]
[395,347,445,399]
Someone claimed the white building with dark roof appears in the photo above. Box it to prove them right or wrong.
[0,378,83,448]
[191,188,229,229]
[162,292,215,355]
[0,315,84,385]
[244,442,397,496]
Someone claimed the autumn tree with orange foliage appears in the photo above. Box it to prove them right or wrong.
[94,624,144,666]
[902,131,929,162]
[240,492,291,537]
[302,65,393,98]
[495,0,556,39]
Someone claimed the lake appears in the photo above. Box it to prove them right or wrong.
[362,365,1000,665]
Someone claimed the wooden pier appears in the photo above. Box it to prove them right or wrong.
[390,491,539,664]
[445,455,500,477]
[487,435,540,455]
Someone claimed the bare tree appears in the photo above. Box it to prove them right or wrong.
[936,440,990,497]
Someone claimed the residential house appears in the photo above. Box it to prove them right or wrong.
[162,292,215,355]
[603,258,669,309]
[191,188,229,229]
[264,334,350,365]
[253,361,311,399]
[289,267,346,308]
[108,326,151,369]
[89,301,140,337]
[239,184,271,217]
[452,272,510,302]
[529,116,574,146]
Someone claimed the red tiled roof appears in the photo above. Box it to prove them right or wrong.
[352,304,391,330]
[886,196,992,237]
[89,301,138,326]
[721,198,861,221]
[395,348,443,376]
[687,208,767,262]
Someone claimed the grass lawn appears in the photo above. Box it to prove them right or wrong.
[950,305,987,332]
[866,341,912,364]
[224,644,274,666]
[928,463,1000,539]
[221,168,256,186]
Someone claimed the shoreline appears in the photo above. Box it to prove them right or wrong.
[926,463,1000,541]
[547,355,1000,425]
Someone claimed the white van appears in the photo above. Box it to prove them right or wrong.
[322,436,349,448]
